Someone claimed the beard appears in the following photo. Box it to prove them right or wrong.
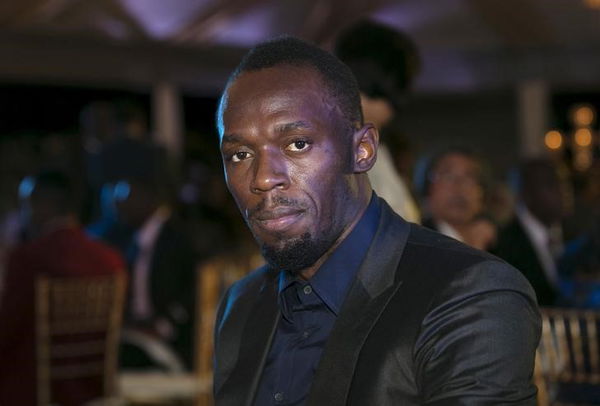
[244,194,347,273]
[258,230,336,273]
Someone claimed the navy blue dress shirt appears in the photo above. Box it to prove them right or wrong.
[253,195,381,406]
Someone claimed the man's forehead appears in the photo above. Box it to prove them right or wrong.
[227,64,325,100]
[220,65,341,129]
[436,153,478,170]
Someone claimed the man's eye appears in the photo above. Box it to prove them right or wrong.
[286,140,310,152]
[231,151,251,162]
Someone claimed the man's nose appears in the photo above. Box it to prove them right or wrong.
[250,150,289,193]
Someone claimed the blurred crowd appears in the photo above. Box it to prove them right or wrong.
[0,19,599,405]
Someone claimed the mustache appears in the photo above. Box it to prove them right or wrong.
[246,196,306,219]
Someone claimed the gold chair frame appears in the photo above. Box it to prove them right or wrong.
[36,273,126,406]
[535,307,600,406]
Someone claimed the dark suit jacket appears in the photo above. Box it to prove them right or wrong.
[421,217,438,232]
[0,226,125,406]
[147,218,197,367]
[121,217,197,370]
[213,200,541,405]
[492,217,557,306]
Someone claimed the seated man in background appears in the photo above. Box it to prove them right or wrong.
[493,158,573,306]
[0,171,125,406]
[112,177,197,371]
[421,148,497,250]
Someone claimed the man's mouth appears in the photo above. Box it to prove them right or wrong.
[252,207,305,233]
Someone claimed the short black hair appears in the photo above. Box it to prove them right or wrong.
[416,147,487,197]
[29,170,76,214]
[335,20,420,111]
[222,36,363,128]
[512,158,560,194]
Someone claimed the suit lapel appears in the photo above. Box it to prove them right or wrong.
[217,271,280,406]
[307,202,410,406]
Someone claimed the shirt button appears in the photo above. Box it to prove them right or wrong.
[274,392,284,402]
[303,330,310,339]
[303,285,312,295]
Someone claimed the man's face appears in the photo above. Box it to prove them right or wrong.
[428,153,483,226]
[219,65,362,272]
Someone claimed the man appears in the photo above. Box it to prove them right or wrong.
[335,20,421,223]
[493,159,572,306]
[112,177,197,370]
[421,148,497,250]
[214,37,540,405]
[0,171,124,406]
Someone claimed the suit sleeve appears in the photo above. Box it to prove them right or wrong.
[212,282,238,397]
[415,260,541,405]
[213,283,233,358]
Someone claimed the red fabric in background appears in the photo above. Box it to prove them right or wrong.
[0,227,124,406]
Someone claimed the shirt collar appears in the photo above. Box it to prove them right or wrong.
[516,204,551,248]
[278,193,381,316]
[435,220,464,242]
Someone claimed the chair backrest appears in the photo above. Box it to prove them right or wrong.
[535,307,600,405]
[35,273,126,406]
[194,251,264,406]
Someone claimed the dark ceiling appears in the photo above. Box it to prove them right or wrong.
[1,0,599,92]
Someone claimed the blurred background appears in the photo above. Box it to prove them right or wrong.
[1,0,599,405]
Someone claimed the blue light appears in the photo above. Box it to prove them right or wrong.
[18,176,36,199]
[113,181,131,201]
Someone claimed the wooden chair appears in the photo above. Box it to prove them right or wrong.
[535,307,600,406]
[118,249,261,406]
[35,273,126,406]
[194,250,264,406]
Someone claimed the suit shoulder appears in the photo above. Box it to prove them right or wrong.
[215,265,274,333]
[225,264,273,303]
[82,233,126,271]
[406,223,495,262]
[402,223,534,295]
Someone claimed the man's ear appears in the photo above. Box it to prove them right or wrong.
[352,124,379,173]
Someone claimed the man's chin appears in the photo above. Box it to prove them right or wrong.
[260,232,330,273]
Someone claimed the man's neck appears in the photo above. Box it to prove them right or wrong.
[299,191,372,280]
[451,222,474,239]
[35,215,78,238]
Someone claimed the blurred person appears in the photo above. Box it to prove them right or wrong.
[113,177,197,370]
[563,161,600,242]
[82,101,170,223]
[335,20,421,223]
[493,158,573,306]
[86,182,134,254]
[0,171,124,406]
[80,101,120,222]
[213,36,539,405]
[549,162,600,307]
[486,181,517,227]
[0,208,22,294]
[178,161,253,259]
[560,162,600,277]
[80,101,119,156]
[382,117,417,183]
[420,148,496,250]
[98,102,169,185]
